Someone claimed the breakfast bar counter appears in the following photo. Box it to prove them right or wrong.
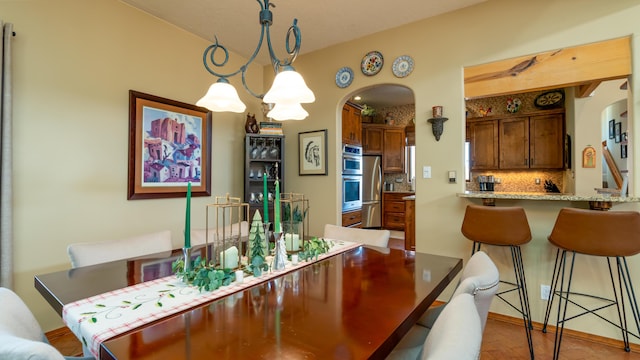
[457,191,640,210]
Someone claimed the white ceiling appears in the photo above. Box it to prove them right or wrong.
[121,0,484,65]
[121,0,484,108]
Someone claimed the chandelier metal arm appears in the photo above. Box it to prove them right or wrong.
[201,0,304,100]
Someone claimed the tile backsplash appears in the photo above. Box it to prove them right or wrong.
[467,170,565,193]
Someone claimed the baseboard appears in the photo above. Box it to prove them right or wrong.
[487,312,640,353]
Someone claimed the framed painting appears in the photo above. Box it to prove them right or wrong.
[615,122,622,143]
[609,119,615,139]
[298,129,328,176]
[128,90,212,200]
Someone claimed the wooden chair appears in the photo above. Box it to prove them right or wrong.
[323,224,390,247]
[0,287,94,360]
[67,230,172,268]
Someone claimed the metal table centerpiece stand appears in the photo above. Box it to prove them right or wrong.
[205,194,250,270]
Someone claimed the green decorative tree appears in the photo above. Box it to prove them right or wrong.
[248,210,269,276]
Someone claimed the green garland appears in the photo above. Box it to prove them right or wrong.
[171,237,334,292]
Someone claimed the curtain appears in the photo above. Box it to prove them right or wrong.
[0,21,14,289]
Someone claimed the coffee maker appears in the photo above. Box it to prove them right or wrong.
[478,175,495,191]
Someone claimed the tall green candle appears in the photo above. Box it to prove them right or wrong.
[274,180,280,233]
[184,181,191,248]
[263,173,269,223]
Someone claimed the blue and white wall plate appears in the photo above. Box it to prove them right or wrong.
[392,55,414,78]
[336,67,354,88]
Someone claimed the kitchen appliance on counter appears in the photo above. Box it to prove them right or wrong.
[362,155,382,228]
[478,175,495,191]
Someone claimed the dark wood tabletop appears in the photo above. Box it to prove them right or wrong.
[35,246,462,359]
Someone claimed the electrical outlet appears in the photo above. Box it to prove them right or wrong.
[541,284,551,300]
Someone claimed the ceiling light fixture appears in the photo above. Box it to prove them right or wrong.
[196,0,315,121]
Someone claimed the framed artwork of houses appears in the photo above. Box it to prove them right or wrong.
[128,90,212,200]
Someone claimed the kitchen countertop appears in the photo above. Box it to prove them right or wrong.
[458,191,640,203]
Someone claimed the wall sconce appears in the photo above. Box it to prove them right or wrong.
[428,106,448,141]
[196,0,315,121]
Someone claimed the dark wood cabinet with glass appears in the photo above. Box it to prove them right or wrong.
[244,134,284,223]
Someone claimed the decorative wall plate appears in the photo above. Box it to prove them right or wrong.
[534,90,564,108]
[335,67,354,88]
[392,55,414,78]
[361,51,384,76]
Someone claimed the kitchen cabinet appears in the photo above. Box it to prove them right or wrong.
[404,197,415,251]
[383,192,412,231]
[363,124,405,172]
[468,120,499,170]
[363,126,383,155]
[468,110,564,170]
[383,129,405,173]
[342,102,362,146]
[500,113,564,169]
[244,134,284,223]
[342,209,362,228]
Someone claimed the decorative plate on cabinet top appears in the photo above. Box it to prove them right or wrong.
[361,51,384,76]
[392,55,414,78]
[335,67,354,88]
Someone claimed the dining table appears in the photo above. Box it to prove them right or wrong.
[35,243,462,359]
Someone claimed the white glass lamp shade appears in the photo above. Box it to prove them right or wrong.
[267,102,309,121]
[196,79,247,113]
[263,67,315,104]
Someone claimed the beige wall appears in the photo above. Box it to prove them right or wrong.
[4,0,640,345]
[1,0,265,330]
[287,0,640,344]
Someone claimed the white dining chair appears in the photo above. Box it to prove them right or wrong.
[323,224,390,247]
[190,221,249,248]
[386,251,499,359]
[422,293,483,360]
[0,287,94,360]
[67,230,173,268]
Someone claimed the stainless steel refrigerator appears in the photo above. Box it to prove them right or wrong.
[362,155,382,228]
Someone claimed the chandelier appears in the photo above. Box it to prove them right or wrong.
[196,0,315,121]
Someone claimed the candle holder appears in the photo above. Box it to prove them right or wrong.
[205,194,250,270]
[262,221,273,254]
[272,232,287,271]
[182,247,193,271]
[279,193,309,254]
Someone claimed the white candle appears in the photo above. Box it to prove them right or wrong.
[235,269,244,283]
[285,234,300,251]
[220,246,239,269]
[291,254,299,265]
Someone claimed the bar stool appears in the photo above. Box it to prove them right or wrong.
[461,204,534,359]
[542,208,640,359]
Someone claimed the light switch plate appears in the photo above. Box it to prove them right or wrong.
[423,166,431,179]
[448,170,456,183]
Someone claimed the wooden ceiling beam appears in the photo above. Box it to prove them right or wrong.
[464,36,631,99]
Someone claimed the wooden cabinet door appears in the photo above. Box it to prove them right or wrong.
[500,117,529,169]
[363,126,384,154]
[469,120,499,170]
[529,114,564,168]
[383,128,405,173]
[342,103,362,146]
[342,209,362,228]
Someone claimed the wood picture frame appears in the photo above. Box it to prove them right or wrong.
[298,129,328,176]
[128,90,212,200]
